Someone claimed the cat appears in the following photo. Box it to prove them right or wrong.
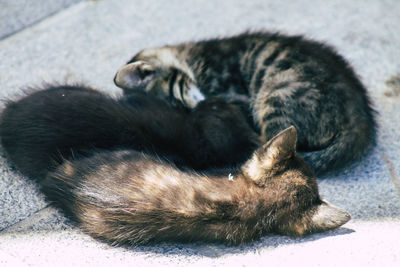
[41,126,350,245]
[114,31,377,175]
[0,84,260,181]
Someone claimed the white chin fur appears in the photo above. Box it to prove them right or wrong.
[184,86,205,108]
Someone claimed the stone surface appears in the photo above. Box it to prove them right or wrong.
[0,0,399,265]
[0,0,83,40]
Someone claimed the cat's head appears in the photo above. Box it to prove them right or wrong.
[114,49,204,108]
[242,126,350,236]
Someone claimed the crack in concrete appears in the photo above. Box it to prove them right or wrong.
[382,152,400,198]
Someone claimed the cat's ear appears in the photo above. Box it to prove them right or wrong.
[309,201,351,232]
[278,201,351,236]
[242,126,297,182]
[114,61,156,90]
[259,126,297,168]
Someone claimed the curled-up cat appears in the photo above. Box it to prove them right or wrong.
[114,31,377,175]
[42,126,350,245]
[0,84,259,180]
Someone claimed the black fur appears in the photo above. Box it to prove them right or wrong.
[0,85,259,181]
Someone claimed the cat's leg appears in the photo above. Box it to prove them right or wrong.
[115,60,204,108]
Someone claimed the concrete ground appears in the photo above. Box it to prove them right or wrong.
[0,0,399,266]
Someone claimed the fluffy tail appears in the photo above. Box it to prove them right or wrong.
[300,120,377,176]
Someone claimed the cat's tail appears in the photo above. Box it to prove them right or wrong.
[299,120,377,176]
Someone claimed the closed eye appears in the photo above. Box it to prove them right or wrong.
[168,69,179,103]
[178,76,187,107]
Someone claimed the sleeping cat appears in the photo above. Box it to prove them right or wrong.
[0,84,259,181]
[114,31,377,175]
[0,85,350,245]
[41,126,350,245]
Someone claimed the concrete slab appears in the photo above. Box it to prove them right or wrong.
[0,0,83,40]
[0,0,399,266]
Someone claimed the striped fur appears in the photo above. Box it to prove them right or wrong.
[115,32,377,175]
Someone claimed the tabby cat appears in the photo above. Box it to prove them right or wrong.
[114,31,376,175]
[41,127,350,245]
[0,84,259,181]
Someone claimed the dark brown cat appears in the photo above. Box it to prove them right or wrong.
[42,127,350,245]
[114,31,377,175]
